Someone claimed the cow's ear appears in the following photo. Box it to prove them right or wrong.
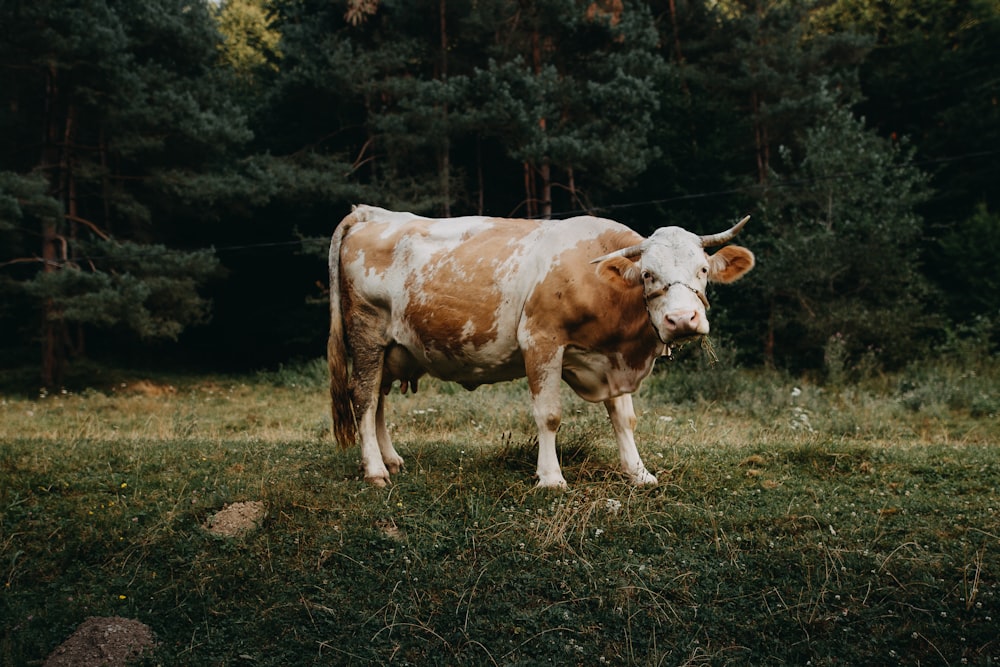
[597,256,642,287]
[708,245,755,284]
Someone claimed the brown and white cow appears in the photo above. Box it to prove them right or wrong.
[328,205,754,488]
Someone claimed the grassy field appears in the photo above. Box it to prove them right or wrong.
[1,354,998,666]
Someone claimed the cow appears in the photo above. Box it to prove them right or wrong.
[328,205,754,488]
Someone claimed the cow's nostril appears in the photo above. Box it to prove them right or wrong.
[665,310,698,332]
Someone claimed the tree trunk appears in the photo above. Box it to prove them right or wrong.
[752,91,769,184]
[539,157,551,218]
[40,215,65,390]
[531,24,550,218]
[100,126,112,230]
[667,0,685,66]
[476,138,484,215]
[438,0,450,216]
[567,166,577,210]
[764,298,776,369]
[523,161,535,218]
[40,66,67,389]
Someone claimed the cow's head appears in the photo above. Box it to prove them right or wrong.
[592,216,755,344]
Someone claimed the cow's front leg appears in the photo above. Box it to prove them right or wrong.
[605,394,657,486]
[526,349,567,489]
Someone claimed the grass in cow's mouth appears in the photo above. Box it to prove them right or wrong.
[700,334,719,363]
[665,335,718,364]
[1,355,998,665]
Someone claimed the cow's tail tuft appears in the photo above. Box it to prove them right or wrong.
[328,209,358,449]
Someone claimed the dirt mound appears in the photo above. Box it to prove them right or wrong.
[203,500,266,537]
[44,616,155,667]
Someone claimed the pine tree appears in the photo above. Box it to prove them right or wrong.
[753,94,933,371]
[0,0,244,386]
[463,0,667,217]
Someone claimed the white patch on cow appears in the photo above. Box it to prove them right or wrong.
[460,319,478,340]
[605,394,657,485]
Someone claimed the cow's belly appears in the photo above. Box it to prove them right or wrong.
[561,346,656,402]
[385,337,526,390]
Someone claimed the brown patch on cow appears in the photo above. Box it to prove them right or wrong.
[401,219,540,357]
[341,213,540,360]
[341,216,439,277]
[524,229,660,373]
[592,227,646,258]
[403,259,503,356]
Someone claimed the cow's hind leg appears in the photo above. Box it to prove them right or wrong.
[604,395,657,486]
[375,396,404,474]
[348,324,393,486]
[355,383,391,486]
[377,345,420,474]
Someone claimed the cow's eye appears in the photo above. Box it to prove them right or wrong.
[641,271,651,281]
[700,266,709,276]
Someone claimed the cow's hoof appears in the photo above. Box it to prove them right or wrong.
[631,469,658,486]
[365,474,390,488]
[384,458,404,474]
[535,476,568,490]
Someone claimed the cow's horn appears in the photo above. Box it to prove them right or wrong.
[590,242,646,264]
[700,215,750,247]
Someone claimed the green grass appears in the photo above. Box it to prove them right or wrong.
[1,358,998,666]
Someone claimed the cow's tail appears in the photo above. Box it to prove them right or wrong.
[328,208,359,449]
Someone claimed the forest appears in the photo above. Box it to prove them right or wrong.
[1,0,998,388]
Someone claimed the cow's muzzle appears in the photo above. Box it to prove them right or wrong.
[664,309,702,336]
[645,282,711,345]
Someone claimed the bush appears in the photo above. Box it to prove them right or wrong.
[255,357,328,388]
[896,324,999,417]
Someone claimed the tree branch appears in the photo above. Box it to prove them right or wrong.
[64,213,110,240]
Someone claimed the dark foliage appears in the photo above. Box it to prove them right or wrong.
[1,0,997,384]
